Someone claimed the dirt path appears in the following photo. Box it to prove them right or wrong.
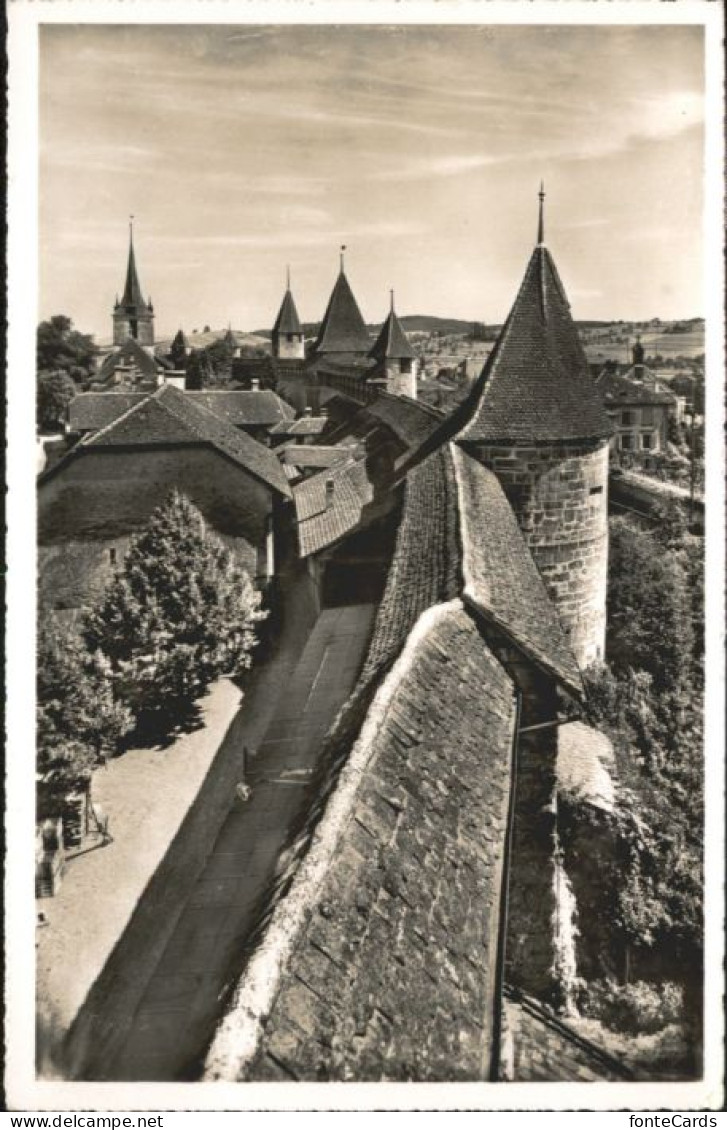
[36,678,242,1071]
[67,600,375,1081]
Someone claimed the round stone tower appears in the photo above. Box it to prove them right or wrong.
[457,189,612,668]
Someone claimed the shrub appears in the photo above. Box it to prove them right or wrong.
[578,978,684,1036]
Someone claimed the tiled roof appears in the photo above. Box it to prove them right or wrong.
[280,444,356,469]
[312,269,371,355]
[269,415,328,437]
[597,370,676,406]
[96,338,160,383]
[68,389,293,434]
[243,604,516,1081]
[293,459,374,557]
[556,722,615,813]
[76,384,291,496]
[368,308,416,362]
[187,390,295,426]
[458,245,612,444]
[366,394,445,455]
[272,288,303,336]
[452,445,583,696]
[358,447,461,686]
[68,392,148,432]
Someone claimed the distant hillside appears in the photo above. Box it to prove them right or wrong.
[154,329,271,354]
[254,316,494,339]
[250,316,703,348]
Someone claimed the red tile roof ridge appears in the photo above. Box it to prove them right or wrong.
[203,596,467,1082]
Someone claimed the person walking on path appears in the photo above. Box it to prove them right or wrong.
[235,745,253,804]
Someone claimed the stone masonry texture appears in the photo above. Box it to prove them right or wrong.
[247,607,516,1081]
[468,440,609,668]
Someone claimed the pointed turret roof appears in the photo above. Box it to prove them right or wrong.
[312,252,371,355]
[272,283,302,337]
[369,291,416,362]
[458,189,612,445]
[119,221,149,310]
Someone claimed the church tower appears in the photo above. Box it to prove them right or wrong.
[112,220,155,346]
[368,291,418,399]
[271,269,305,359]
[457,187,612,668]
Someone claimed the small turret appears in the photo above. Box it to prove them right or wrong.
[272,267,305,359]
[368,290,418,399]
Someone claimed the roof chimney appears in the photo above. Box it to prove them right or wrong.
[251,378,260,391]
[325,478,335,508]
[304,406,312,417]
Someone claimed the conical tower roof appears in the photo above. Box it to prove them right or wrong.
[369,292,416,362]
[119,222,148,310]
[458,189,612,445]
[313,253,370,355]
[272,287,302,336]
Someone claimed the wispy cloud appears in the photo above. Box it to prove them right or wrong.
[147,219,426,251]
[369,154,505,183]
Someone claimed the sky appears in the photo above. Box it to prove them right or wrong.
[39,22,706,341]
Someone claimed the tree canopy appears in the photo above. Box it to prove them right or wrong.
[37,315,96,379]
[82,492,266,718]
[577,513,704,976]
[37,616,134,814]
[37,370,77,433]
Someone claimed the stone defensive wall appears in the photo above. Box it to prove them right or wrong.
[204,448,521,1081]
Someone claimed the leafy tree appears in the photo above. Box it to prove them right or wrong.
[37,315,96,378]
[185,349,210,390]
[37,617,133,813]
[37,370,77,432]
[574,511,704,988]
[82,492,266,718]
[606,517,693,703]
[203,336,235,385]
[169,330,189,370]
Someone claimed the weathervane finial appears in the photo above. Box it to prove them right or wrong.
[390,288,395,313]
[286,263,291,290]
[340,245,346,272]
[537,182,545,246]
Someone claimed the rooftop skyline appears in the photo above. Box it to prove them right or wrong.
[39,22,705,340]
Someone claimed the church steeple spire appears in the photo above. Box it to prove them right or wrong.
[113,218,155,346]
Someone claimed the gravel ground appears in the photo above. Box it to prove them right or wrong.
[36,678,242,1057]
